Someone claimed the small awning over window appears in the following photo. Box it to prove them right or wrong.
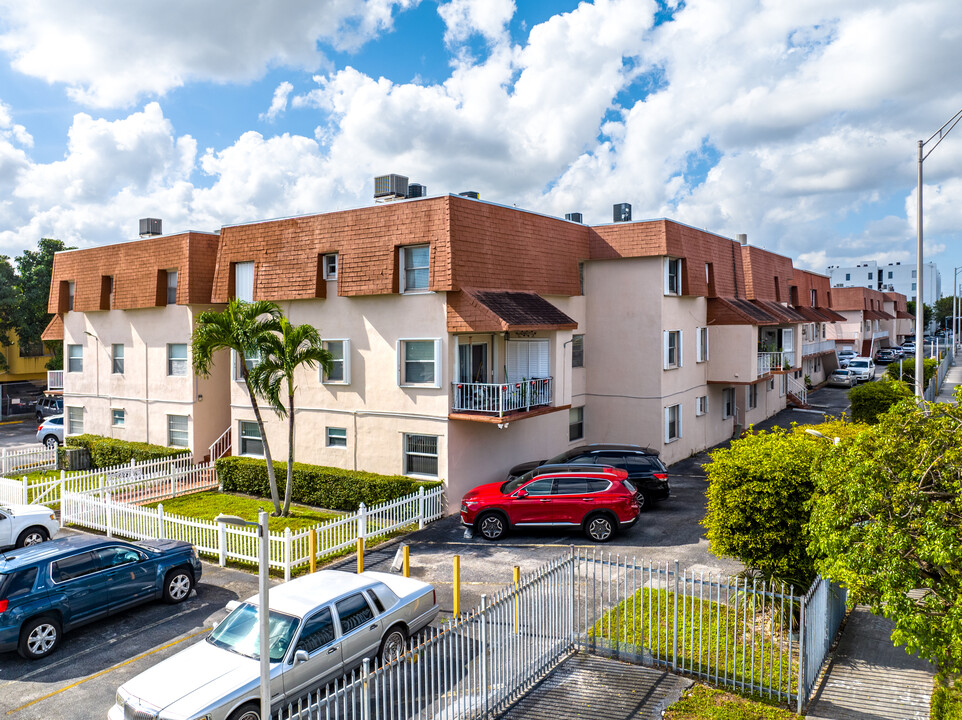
[447,288,577,332]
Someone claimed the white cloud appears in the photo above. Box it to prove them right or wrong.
[260,82,294,123]
[0,0,418,108]
[438,0,516,46]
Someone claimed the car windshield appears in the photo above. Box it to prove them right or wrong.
[502,473,537,495]
[849,360,869,368]
[207,603,299,662]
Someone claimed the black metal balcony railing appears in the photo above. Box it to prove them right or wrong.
[452,377,553,417]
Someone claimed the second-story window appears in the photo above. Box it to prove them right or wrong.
[399,339,439,386]
[67,344,83,373]
[696,327,708,363]
[323,254,338,281]
[67,281,75,311]
[167,343,188,376]
[571,335,584,368]
[400,245,430,293]
[665,257,682,295]
[167,270,178,304]
[321,340,350,384]
[112,344,124,374]
[664,330,682,369]
[234,261,254,302]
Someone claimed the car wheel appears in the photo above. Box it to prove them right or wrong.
[162,568,194,604]
[43,435,59,449]
[584,513,615,543]
[228,703,261,720]
[36,412,43,423]
[16,527,48,548]
[476,512,507,541]
[378,625,407,664]
[636,491,650,512]
[18,616,61,660]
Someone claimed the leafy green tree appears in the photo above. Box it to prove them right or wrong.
[14,238,71,354]
[934,296,956,329]
[0,256,16,372]
[809,391,962,674]
[848,378,910,424]
[192,299,285,515]
[704,420,861,587]
[249,318,332,516]
[886,357,937,386]
[907,300,932,331]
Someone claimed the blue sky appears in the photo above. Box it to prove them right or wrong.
[0,0,960,301]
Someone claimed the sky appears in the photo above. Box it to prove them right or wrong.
[0,0,961,293]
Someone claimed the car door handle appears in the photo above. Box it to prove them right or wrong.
[539,499,551,503]
[328,646,338,654]
[583,498,594,502]
[369,624,379,631]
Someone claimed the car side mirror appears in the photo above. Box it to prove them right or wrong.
[294,649,309,665]
[514,489,527,498]
[211,621,219,631]
[225,600,240,612]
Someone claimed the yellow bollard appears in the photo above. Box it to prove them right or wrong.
[513,566,521,633]
[309,529,317,574]
[356,537,364,574]
[453,555,461,617]
[402,545,410,578]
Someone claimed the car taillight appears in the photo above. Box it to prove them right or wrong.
[37,425,43,431]
[653,473,668,480]
[0,599,7,613]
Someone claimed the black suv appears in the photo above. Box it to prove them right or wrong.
[506,444,670,510]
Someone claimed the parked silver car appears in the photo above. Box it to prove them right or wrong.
[110,570,439,720]
[847,357,876,382]
[0,503,60,549]
[36,415,64,449]
[827,368,858,388]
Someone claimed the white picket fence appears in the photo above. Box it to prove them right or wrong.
[0,445,57,478]
[0,454,193,507]
[61,470,445,581]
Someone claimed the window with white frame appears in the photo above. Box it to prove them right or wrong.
[112,344,124,374]
[67,344,83,373]
[664,404,681,442]
[571,335,584,368]
[722,388,736,419]
[321,340,350,383]
[111,408,125,427]
[166,270,178,304]
[747,383,758,410]
[506,339,549,381]
[167,343,188,376]
[167,415,189,447]
[234,261,254,302]
[569,407,584,441]
[67,406,83,435]
[400,245,430,293]
[322,253,338,281]
[810,289,817,305]
[665,257,682,295]
[67,281,75,311]
[326,427,347,447]
[664,330,682,369]
[398,339,440,386]
[696,327,708,362]
[234,348,261,380]
[239,421,264,457]
[696,396,708,416]
[404,434,438,476]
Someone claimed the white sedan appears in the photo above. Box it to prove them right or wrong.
[110,570,439,720]
[0,504,60,550]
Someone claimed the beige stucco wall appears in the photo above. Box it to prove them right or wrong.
[706,325,757,383]
[61,306,229,460]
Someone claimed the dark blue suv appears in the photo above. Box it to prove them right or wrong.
[0,534,202,660]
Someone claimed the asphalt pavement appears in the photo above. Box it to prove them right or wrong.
[0,416,42,450]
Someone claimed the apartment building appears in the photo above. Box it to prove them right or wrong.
[827,260,941,306]
[43,229,229,458]
[825,286,907,355]
[47,194,890,504]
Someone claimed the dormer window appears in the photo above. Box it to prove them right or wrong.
[323,254,338,281]
[665,257,682,296]
[400,245,430,293]
[811,289,817,306]
[167,270,178,304]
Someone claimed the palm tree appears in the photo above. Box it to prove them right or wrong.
[192,299,285,515]
[250,318,333,516]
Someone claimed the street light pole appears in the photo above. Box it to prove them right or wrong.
[217,511,271,720]
[915,108,962,399]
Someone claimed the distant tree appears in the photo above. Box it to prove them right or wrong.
[249,318,333,516]
[14,238,71,355]
[192,299,285,515]
[886,357,938,386]
[934,296,956,330]
[0,256,16,372]
[810,391,962,674]
[906,300,932,331]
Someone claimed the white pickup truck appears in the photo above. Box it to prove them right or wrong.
[0,504,60,550]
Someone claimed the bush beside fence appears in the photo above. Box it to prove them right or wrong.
[216,456,443,512]
[64,434,191,467]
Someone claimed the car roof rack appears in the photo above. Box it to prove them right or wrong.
[531,463,623,477]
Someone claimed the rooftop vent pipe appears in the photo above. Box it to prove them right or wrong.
[737,233,748,246]
[613,203,631,222]
[139,218,162,237]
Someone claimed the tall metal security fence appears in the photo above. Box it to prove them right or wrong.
[273,549,847,719]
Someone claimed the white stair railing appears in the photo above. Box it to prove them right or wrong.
[787,375,808,406]
[208,427,232,461]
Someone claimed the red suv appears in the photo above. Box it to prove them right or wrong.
[460,465,640,542]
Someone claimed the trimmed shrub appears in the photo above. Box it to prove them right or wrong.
[848,379,910,424]
[216,457,443,512]
[65,434,190,468]
[886,356,938,385]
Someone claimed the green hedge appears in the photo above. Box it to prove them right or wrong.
[65,434,191,468]
[932,678,962,720]
[216,457,442,512]
[848,379,910,424]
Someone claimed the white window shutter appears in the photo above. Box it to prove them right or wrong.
[343,340,352,385]
[664,407,671,443]
[506,341,524,382]
[664,258,670,294]
[396,339,402,386]
[663,331,669,369]
[695,328,702,362]
[678,406,683,439]
[704,328,709,362]
[678,330,684,367]
[433,339,442,388]
[533,340,549,377]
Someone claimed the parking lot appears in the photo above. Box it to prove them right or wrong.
[0,384,853,718]
[0,418,41,450]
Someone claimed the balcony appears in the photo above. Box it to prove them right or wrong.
[757,351,796,375]
[801,339,837,357]
[452,377,553,418]
[47,370,64,392]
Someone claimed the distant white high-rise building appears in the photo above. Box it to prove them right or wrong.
[826,260,941,306]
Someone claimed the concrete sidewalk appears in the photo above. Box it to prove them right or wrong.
[936,356,962,402]
[806,607,934,720]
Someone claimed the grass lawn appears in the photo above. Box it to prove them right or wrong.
[591,587,798,697]
[665,685,797,719]
[144,491,342,533]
